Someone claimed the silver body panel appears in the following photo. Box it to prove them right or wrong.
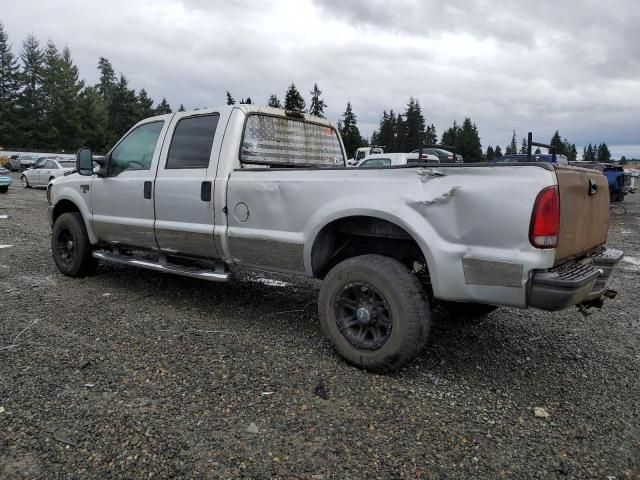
[49,105,559,308]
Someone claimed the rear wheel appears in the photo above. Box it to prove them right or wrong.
[20,175,30,188]
[51,212,97,276]
[318,254,431,372]
[0,186,7,193]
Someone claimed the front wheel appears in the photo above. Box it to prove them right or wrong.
[51,212,97,276]
[318,254,431,372]
[20,175,30,188]
[0,186,7,193]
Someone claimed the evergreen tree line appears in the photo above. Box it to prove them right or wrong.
[0,22,623,161]
[228,82,364,158]
[226,82,328,118]
[0,23,182,153]
[370,99,484,161]
[582,142,612,163]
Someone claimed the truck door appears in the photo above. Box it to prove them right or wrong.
[91,118,169,249]
[153,111,222,258]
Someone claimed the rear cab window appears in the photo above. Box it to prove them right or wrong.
[240,114,345,167]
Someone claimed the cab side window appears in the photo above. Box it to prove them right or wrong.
[166,114,219,169]
[108,121,164,177]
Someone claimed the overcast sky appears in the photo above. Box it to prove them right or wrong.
[2,0,638,158]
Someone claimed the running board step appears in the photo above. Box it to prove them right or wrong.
[92,251,230,282]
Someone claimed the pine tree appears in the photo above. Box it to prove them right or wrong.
[55,47,84,150]
[395,114,406,152]
[486,145,495,161]
[441,120,460,149]
[534,147,542,154]
[620,155,628,165]
[597,143,611,162]
[267,94,282,108]
[41,41,62,148]
[505,130,517,155]
[107,74,139,144]
[155,97,171,114]
[458,118,483,161]
[0,22,20,147]
[308,83,326,118]
[137,88,154,119]
[178,104,186,112]
[549,130,563,154]
[16,34,46,148]
[239,97,252,104]
[339,102,365,158]
[494,145,503,158]
[520,137,528,154]
[78,86,108,152]
[97,57,116,102]
[226,91,235,105]
[425,124,437,145]
[583,143,595,161]
[284,83,305,111]
[375,110,395,151]
[403,97,426,151]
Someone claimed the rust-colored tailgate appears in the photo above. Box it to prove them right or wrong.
[555,165,609,261]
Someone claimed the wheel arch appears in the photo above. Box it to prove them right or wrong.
[52,195,97,244]
[308,213,434,280]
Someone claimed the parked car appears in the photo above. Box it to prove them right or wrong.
[412,148,463,163]
[21,159,76,188]
[0,166,11,193]
[8,154,38,172]
[348,146,385,166]
[569,162,630,202]
[495,153,569,165]
[47,105,623,372]
[356,152,440,167]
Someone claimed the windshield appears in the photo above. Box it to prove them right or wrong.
[241,114,344,167]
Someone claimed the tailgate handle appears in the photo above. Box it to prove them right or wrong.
[588,179,598,196]
[143,181,152,199]
[201,181,212,202]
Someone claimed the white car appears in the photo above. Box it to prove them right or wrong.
[356,152,439,167]
[21,158,76,188]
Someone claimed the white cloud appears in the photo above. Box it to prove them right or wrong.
[1,0,638,157]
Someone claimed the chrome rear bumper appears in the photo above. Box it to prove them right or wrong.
[529,247,623,311]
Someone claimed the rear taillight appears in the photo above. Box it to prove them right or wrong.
[529,186,559,248]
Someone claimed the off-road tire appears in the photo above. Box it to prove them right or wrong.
[318,254,431,372]
[51,212,97,277]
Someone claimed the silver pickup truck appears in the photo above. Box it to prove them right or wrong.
[47,105,623,371]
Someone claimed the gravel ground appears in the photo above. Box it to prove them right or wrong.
[1,172,639,479]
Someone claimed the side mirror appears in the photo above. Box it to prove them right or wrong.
[77,147,94,176]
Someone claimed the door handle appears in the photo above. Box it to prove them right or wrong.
[144,181,152,199]
[201,181,212,202]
